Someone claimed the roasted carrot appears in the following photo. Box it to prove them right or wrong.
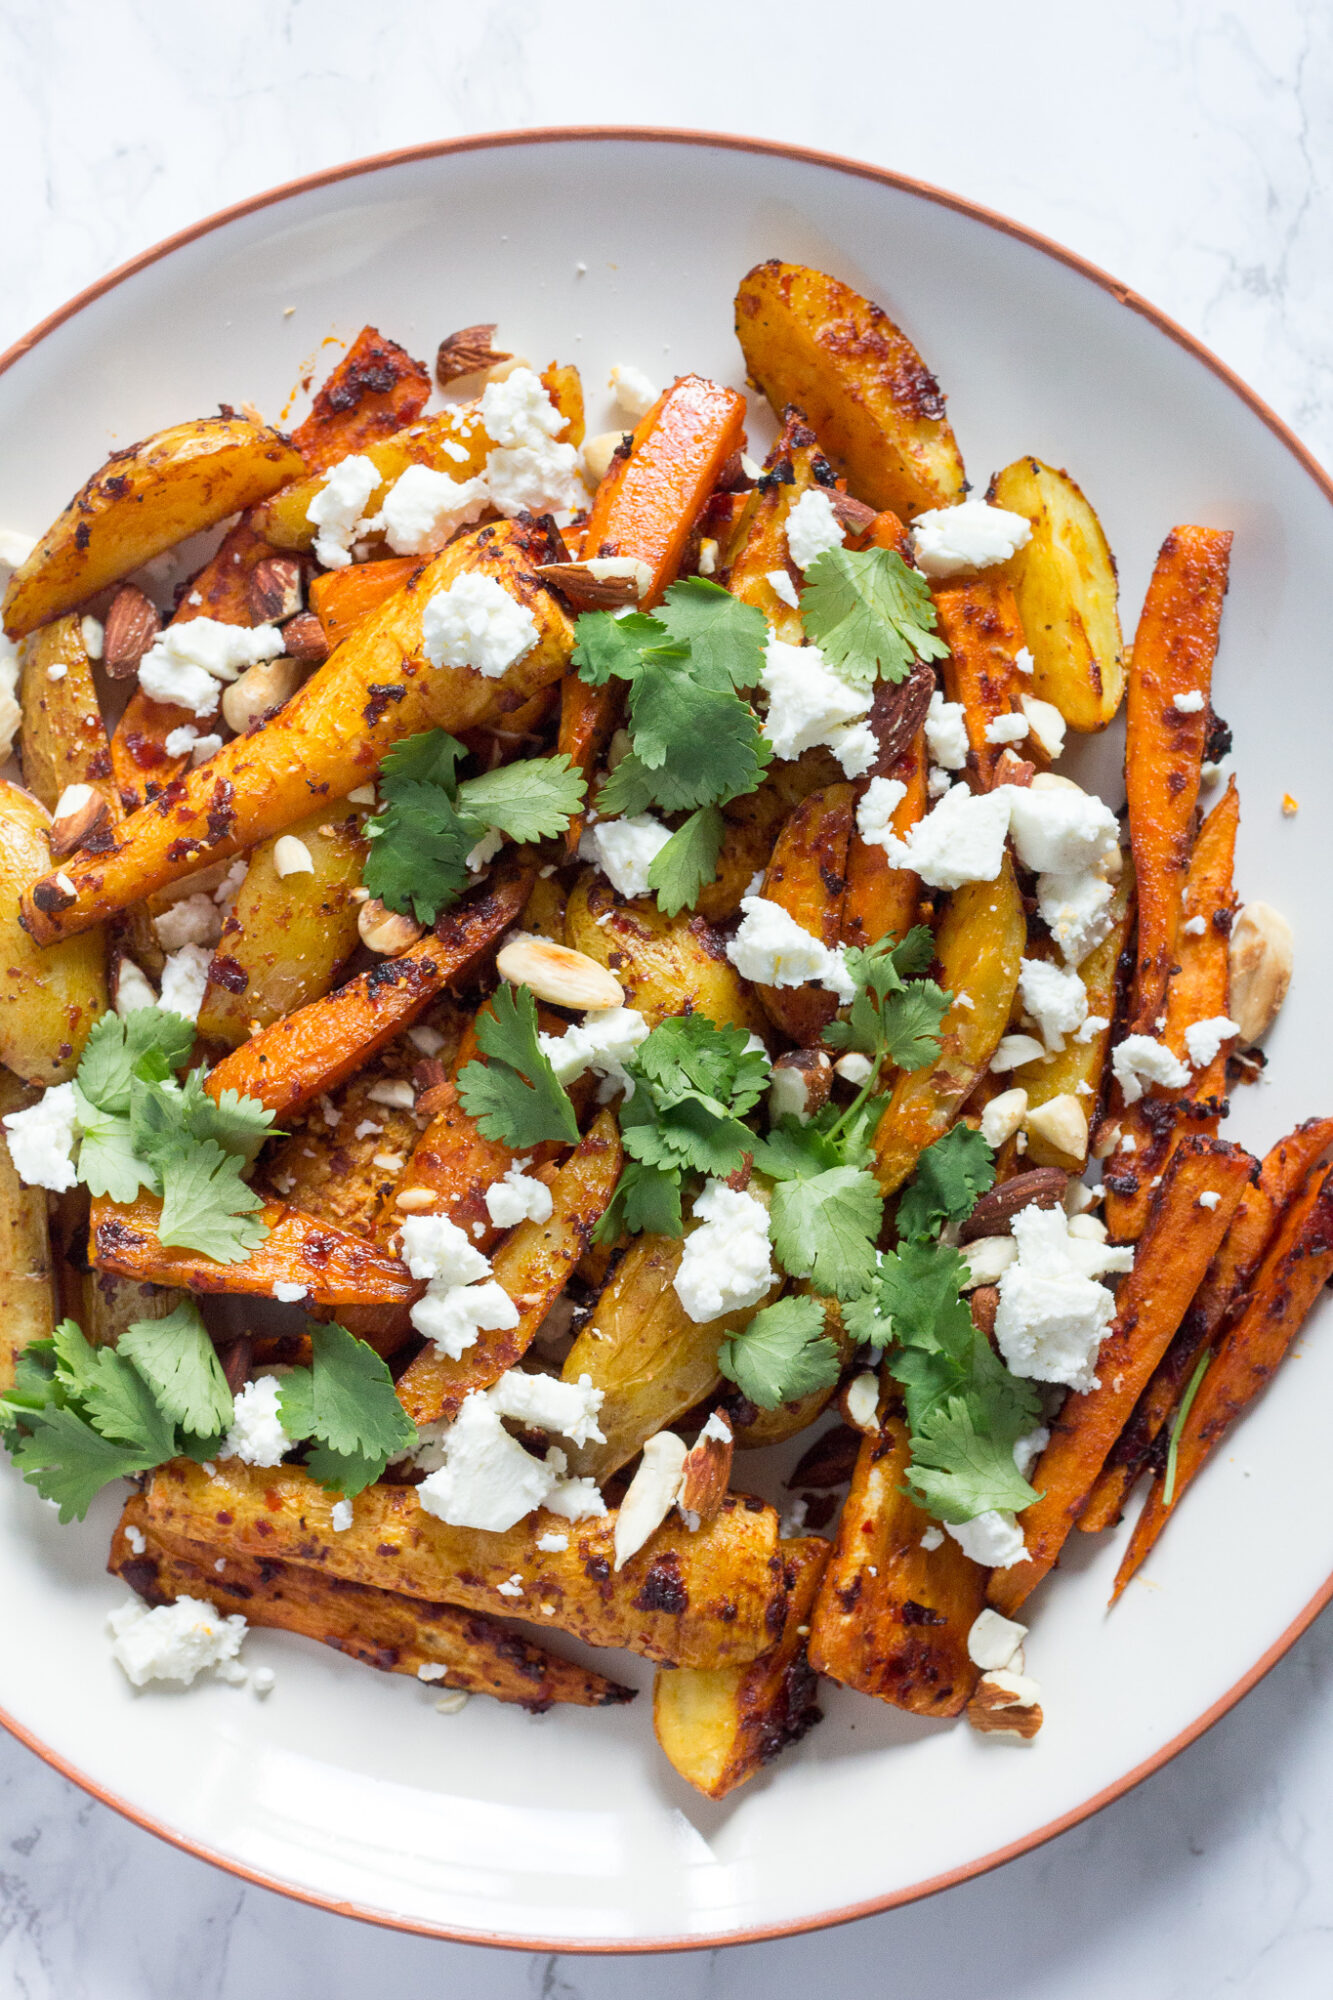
[723,408,830,636]
[1114,1161,1333,1599]
[203,865,531,1118]
[23,521,570,944]
[290,326,431,472]
[1125,526,1232,1032]
[755,783,853,1045]
[90,1192,421,1308]
[1104,778,1239,1239]
[841,669,931,954]
[988,1135,1252,1616]
[559,374,747,846]
[309,557,424,648]
[934,575,1031,788]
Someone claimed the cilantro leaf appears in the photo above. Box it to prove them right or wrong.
[75,1008,195,1119]
[895,1126,996,1244]
[456,755,586,843]
[902,1395,1042,1523]
[654,577,768,691]
[364,776,478,925]
[717,1295,841,1409]
[378,728,467,793]
[79,1348,178,1461]
[636,1016,770,1118]
[117,1301,234,1438]
[176,1071,279,1167]
[71,1087,154,1203]
[647,805,724,917]
[457,985,579,1148]
[766,1162,883,1301]
[593,1158,684,1244]
[571,611,667,687]
[800,545,948,688]
[278,1321,416,1496]
[823,926,948,1075]
[10,1406,158,1523]
[156,1140,268,1261]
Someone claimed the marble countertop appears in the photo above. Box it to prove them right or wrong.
[3,1,1333,1993]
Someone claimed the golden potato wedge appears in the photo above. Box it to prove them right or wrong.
[111,1498,633,1710]
[0,781,107,1083]
[0,1070,57,1391]
[19,616,118,817]
[695,749,847,926]
[564,873,768,1037]
[873,856,1026,1194]
[142,1457,787,1670]
[653,1537,828,1798]
[988,457,1125,733]
[23,521,572,944]
[2,416,304,638]
[735,260,965,516]
[196,803,368,1047]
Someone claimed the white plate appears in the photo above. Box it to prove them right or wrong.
[2,129,1331,1951]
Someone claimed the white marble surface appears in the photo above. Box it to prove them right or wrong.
[2,0,1333,1991]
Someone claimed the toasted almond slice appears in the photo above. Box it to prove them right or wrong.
[677,1413,733,1528]
[248,555,304,624]
[496,933,623,1011]
[49,784,112,859]
[358,898,423,955]
[1228,902,1293,1045]
[966,1669,1043,1739]
[613,1431,687,1570]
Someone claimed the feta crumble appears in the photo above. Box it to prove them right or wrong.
[367,465,488,555]
[766,568,800,609]
[158,943,212,1024]
[579,814,672,900]
[421,571,540,679]
[1184,1015,1240,1069]
[855,777,907,849]
[880,782,1012,891]
[2,1082,79,1192]
[223,1375,290,1468]
[487,1367,605,1448]
[1112,1034,1190,1105]
[924,692,969,770]
[485,1164,555,1229]
[153,892,222,953]
[108,1596,248,1687]
[726,896,855,1001]
[784,489,846,571]
[608,363,659,418]
[985,711,1030,746]
[1183,914,1208,937]
[673,1180,775,1324]
[306,453,381,568]
[759,634,872,765]
[1019,957,1088,1053]
[539,1005,649,1096]
[273,1282,308,1303]
[994,1201,1118,1394]
[911,500,1032,579]
[138,617,284,719]
[1199,1190,1222,1211]
[946,1511,1029,1567]
[1173,689,1206,713]
[417,1393,556,1532]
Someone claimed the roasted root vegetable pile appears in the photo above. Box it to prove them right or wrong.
[0,264,1309,1794]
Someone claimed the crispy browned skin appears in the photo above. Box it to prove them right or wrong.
[309,557,424,647]
[723,407,832,636]
[1125,526,1233,1032]
[1080,1118,1333,1531]
[559,374,747,847]
[110,1497,633,1709]
[755,784,853,1045]
[22,521,571,943]
[653,1538,828,1797]
[1112,1160,1333,1600]
[141,1458,789,1670]
[0,782,107,1085]
[89,1191,421,1308]
[934,576,1032,788]
[19,617,119,815]
[734,260,965,517]
[1104,780,1238,1238]
[202,865,532,1117]
[394,1110,623,1426]
[290,326,431,472]
[809,1414,985,1717]
[564,875,768,1037]
[988,1136,1252,1615]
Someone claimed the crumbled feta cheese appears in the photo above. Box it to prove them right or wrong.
[495,1575,524,1599]
[125,1525,147,1557]
[213,856,249,911]
[418,1393,559,1532]
[980,1087,1028,1149]
[985,711,1029,746]
[924,693,969,770]
[673,1180,774,1324]
[273,835,314,879]
[153,892,223,953]
[411,1278,519,1359]
[536,1531,568,1552]
[1199,1190,1222,1211]
[164,725,199,758]
[539,1005,649,1096]
[190,734,224,765]
[766,568,800,609]
[484,440,586,517]
[967,1607,1028,1670]
[330,1499,353,1532]
[485,1164,555,1228]
[138,618,284,719]
[995,1201,1118,1392]
[1183,914,1208,937]
[487,1367,605,1447]
[927,764,952,800]
[880,782,1012,890]
[251,1666,276,1696]
[990,1034,1047,1072]
[464,825,504,874]
[1006,781,1120,880]
[946,1511,1029,1566]
[1075,1014,1110,1044]
[828,718,878,778]
[613,1430,688,1569]
[608,363,659,418]
[541,1462,608,1522]
[223,1376,290,1468]
[1019,957,1088,1053]
[726,895,855,1001]
[855,777,907,849]
[367,1078,416,1110]
[697,538,718,577]
[158,943,212,1024]
[401,1211,491,1288]
[911,500,1032,579]
[273,1282,308,1303]
[1184,1016,1240,1069]
[307,453,381,568]
[417,1661,450,1683]
[1173,689,1206,713]
[1012,1425,1050,1479]
[421,571,540,679]
[481,368,566,447]
[2,1083,79,1191]
[834,1052,874,1086]
[368,466,488,555]
[759,634,872,764]
[1112,1034,1190,1105]
[785,489,846,571]
[1020,693,1066,760]
[579,813,672,899]
[1014,647,1035,675]
[920,1525,945,1551]
[109,1596,248,1688]
[1037,871,1116,967]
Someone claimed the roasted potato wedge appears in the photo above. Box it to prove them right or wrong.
[0,781,107,1083]
[988,457,1124,733]
[564,874,768,1038]
[19,616,118,816]
[0,1071,57,1391]
[735,261,965,516]
[290,326,431,473]
[3,416,303,638]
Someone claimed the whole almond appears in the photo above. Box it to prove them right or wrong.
[537,559,649,609]
[358,898,423,955]
[677,1416,733,1528]
[496,934,623,1011]
[102,584,161,677]
[435,323,511,388]
[828,491,879,533]
[49,786,112,859]
[869,661,935,774]
[282,612,331,664]
[958,1167,1068,1242]
[248,555,304,625]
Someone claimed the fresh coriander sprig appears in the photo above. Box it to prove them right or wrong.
[363,728,586,925]
[278,1320,418,1498]
[751,1121,884,1303]
[456,984,580,1149]
[800,545,948,688]
[717,1294,841,1410]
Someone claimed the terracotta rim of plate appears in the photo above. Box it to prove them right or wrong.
[1,124,1330,1955]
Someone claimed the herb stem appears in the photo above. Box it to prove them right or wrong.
[1163,1348,1213,1506]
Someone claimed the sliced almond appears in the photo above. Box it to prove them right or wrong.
[435,323,511,388]
[48,783,111,859]
[583,431,630,485]
[358,897,423,955]
[496,933,623,1011]
[827,491,878,533]
[1228,902,1293,1045]
[968,1284,1000,1336]
[247,555,304,625]
[677,1414,733,1528]
[613,1431,687,1570]
[768,1047,833,1125]
[102,584,161,678]
[281,612,331,664]
[394,1186,437,1212]
[868,661,935,773]
[840,1370,882,1435]
[966,1669,1043,1739]
[1023,1092,1089,1167]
